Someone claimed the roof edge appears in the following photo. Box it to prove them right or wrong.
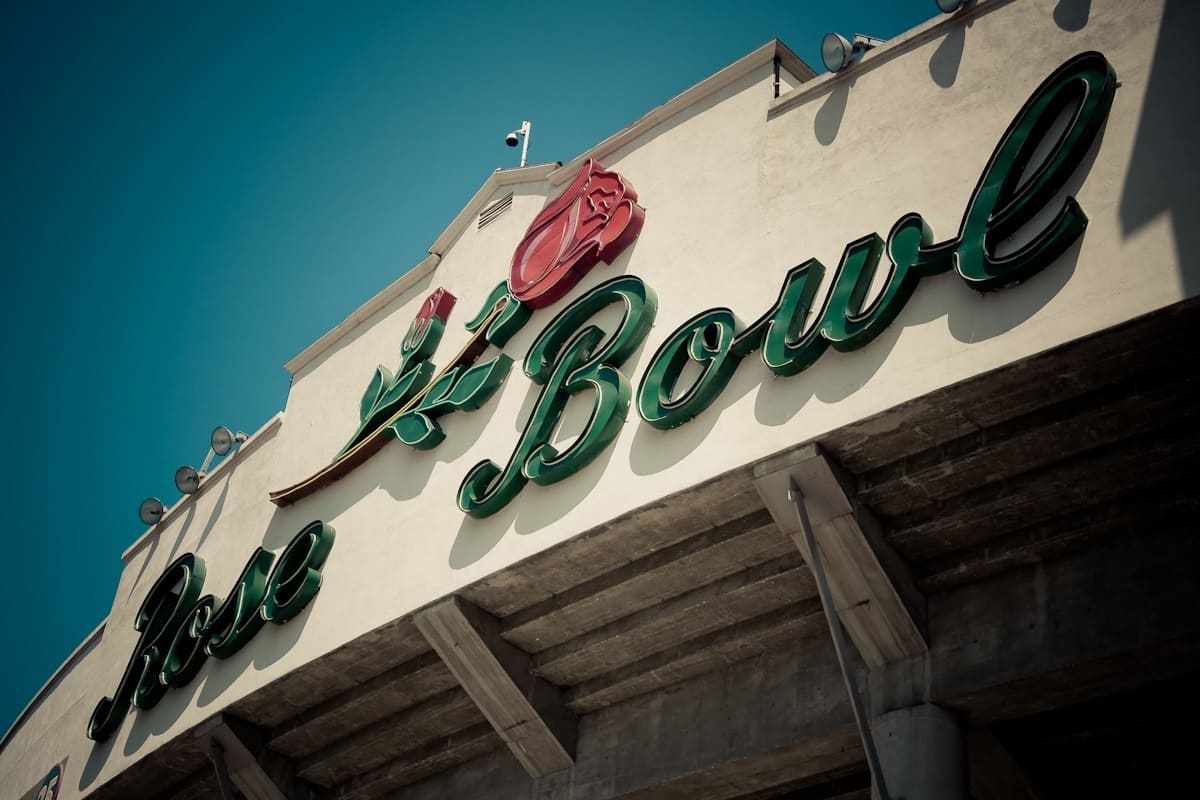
[282,39,817,376]
[285,162,560,376]
[428,162,561,256]
[769,0,1014,117]
[548,39,815,186]
[284,253,440,375]
[0,619,106,754]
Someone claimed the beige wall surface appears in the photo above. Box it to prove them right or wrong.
[3,1,1196,796]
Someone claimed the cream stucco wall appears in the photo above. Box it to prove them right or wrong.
[3,1,1196,796]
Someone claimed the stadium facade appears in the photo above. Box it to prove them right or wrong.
[3,1,1197,798]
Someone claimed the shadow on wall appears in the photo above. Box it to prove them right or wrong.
[628,355,763,474]
[79,726,114,791]
[124,661,207,757]
[124,457,237,606]
[929,21,966,88]
[445,323,654,569]
[437,251,650,569]
[193,592,316,710]
[935,0,1094,88]
[276,234,645,532]
[819,9,975,145]
[814,80,850,146]
[124,503,191,602]
[189,472,234,555]
[627,44,1114,479]
[77,500,326,790]
[76,634,209,787]
[1120,0,1200,296]
[1055,0,1091,32]
[446,421,626,570]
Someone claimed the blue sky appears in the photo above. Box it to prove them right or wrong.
[0,1,940,734]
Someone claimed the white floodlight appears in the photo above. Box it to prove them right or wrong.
[821,32,885,73]
[504,120,532,167]
[171,424,245,498]
[210,426,248,457]
[139,497,166,526]
[175,465,204,495]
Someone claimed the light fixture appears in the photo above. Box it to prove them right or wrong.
[139,497,166,526]
[821,32,885,73]
[504,120,532,167]
[210,426,248,457]
[174,465,204,495]
[936,0,967,12]
[170,424,246,497]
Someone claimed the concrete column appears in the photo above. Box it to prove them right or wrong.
[870,704,966,800]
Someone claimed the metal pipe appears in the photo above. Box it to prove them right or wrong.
[199,447,216,475]
[788,477,891,800]
[520,120,531,167]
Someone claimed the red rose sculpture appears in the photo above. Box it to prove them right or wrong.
[509,159,646,309]
[403,287,455,354]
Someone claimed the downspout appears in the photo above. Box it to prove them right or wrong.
[788,478,891,800]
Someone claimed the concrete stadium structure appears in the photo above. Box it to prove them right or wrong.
[3,1,1197,798]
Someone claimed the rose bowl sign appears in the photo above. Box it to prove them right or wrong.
[267,51,1117,519]
[91,52,1118,743]
[268,158,645,506]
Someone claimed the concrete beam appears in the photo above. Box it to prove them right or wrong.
[754,444,927,666]
[391,525,1200,800]
[296,688,480,786]
[194,715,315,800]
[414,596,577,777]
[269,650,448,756]
[395,633,862,800]
[331,723,500,800]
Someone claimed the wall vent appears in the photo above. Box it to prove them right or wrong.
[478,193,513,229]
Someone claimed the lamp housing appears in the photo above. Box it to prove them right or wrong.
[138,497,165,526]
[174,465,204,495]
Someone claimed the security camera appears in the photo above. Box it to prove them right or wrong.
[504,121,531,166]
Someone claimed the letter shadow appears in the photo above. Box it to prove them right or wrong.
[89,506,324,745]
[943,110,1109,342]
[625,108,1108,463]
[79,728,116,791]
[446,264,652,569]
[193,599,317,710]
[759,314,905,426]
[378,375,512,505]
[365,237,644,514]
[627,360,762,476]
[1119,0,1200,296]
[446,423,624,570]
[122,660,206,757]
